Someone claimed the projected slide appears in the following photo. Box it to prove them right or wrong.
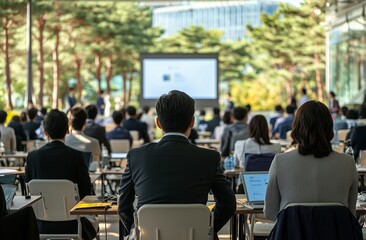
[143,59,217,99]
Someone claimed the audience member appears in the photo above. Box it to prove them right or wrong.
[220,106,249,157]
[298,87,309,107]
[96,90,105,116]
[351,125,366,161]
[118,90,236,240]
[234,115,281,168]
[84,104,111,154]
[0,110,16,152]
[328,91,340,120]
[25,109,98,239]
[107,111,133,147]
[65,107,101,161]
[7,116,27,151]
[273,105,296,139]
[269,105,284,134]
[20,111,27,123]
[123,106,150,143]
[206,107,221,133]
[224,93,234,112]
[140,106,155,140]
[23,108,41,140]
[197,109,208,132]
[35,107,47,123]
[213,111,232,140]
[332,106,349,142]
[346,109,359,129]
[289,93,297,109]
[246,104,252,123]
[264,101,357,221]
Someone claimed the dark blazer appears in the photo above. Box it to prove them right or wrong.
[118,135,236,238]
[107,126,133,147]
[25,141,92,199]
[8,121,27,151]
[277,116,294,140]
[206,116,221,133]
[220,122,249,157]
[84,120,111,154]
[351,125,366,160]
[22,121,41,140]
[123,118,150,143]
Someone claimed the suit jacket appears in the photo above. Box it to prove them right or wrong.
[123,118,150,143]
[7,121,27,151]
[107,126,133,147]
[118,134,236,237]
[206,116,221,133]
[220,122,249,157]
[351,125,366,160]
[277,116,293,140]
[0,124,16,152]
[25,141,92,199]
[84,119,111,154]
[65,131,101,161]
[22,121,41,140]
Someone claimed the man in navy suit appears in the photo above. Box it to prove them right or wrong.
[123,106,150,143]
[118,90,236,240]
[107,110,133,147]
[25,109,97,240]
[351,125,366,160]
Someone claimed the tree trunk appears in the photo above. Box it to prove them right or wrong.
[314,52,324,102]
[95,53,102,93]
[74,54,82,103]
[127,72,134,105]
[3,17,14,110]
[52,28,60,109]
[105,56,113,94]
[37,15,45,108]
[122,72,127,105]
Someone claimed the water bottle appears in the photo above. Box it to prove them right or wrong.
[0,142,5,155]
[101,144,110,169]
[345,141,355,161]
[224,155,234,170]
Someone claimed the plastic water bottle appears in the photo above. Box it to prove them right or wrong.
[101,144,109,169]
[345,141,355,161]
[0,142,5,155]
[224,155,234,170]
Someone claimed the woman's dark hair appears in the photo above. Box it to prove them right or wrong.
[222,111,232,125]
[291,101,334,158]
[249,115,271,145]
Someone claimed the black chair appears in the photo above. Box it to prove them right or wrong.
[267,204,362,240]
[245,153,275,171]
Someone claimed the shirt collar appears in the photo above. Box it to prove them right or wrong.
[163,132,187,139]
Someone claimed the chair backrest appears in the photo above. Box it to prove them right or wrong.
[81,152,92,169]
[338,129,350,143]
[268,203,362,240]
[110,139,130,153]
[27,179,79,221]
[245,153,275,171]
[285,130,292,142]
[130,130,139,142]
[360,150,366,166]
[137,204,213,240]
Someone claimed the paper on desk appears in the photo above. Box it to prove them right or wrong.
[0,169,17,174]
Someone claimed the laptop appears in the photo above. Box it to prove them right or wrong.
[1,184,17,210]
[241,171,269,209]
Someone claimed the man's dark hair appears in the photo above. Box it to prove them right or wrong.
[213,107,220,116]
[112,111,124,125]
[200,109,206,116]
[246,104,251,112]
[40,107,47,116]
[0,110,7,124]
[126,106,137,116]
[70,107,87,131]
[142,106,150,114]
[286,105,296,114]
[329,91,336,98]
[341,106,348,116]
[275,105,283,112]
[291,101,333,158]
[44,109,69,139]
[156,90,195,133]
[346,109,359,120]
[232,107,247,121]
[301,88,307,95]
[27,108,38,120]
[85,104,98,120]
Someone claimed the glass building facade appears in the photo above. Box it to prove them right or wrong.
[152,1,279,41]
[327,1,366,105]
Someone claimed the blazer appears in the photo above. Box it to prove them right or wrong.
[220,121,249,157]
[0,124,16,152]
[22,121,41,140]
[351,125,366,160]
[84,120,111,154]
[7,121,27,151]
[25,141,92,199]
[118,134,236,237]
[123,118,150,143]
[264,150,358,221]
[107,126,133,147]
[65,131,101,161]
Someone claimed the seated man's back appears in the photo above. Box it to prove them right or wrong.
[118,91,236,240]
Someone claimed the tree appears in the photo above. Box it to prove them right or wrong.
[0,0,25,110]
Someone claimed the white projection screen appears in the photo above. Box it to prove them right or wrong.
[140,53,219,108]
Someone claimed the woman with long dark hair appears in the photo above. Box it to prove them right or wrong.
[264,101,358,221]
[234,114,281,168]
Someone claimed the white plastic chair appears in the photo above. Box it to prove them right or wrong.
[337,129,350,143]
[110,139,130,153]
[136,204,214,240]
[27,179,82,240]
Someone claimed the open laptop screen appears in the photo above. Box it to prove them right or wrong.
[241,172,269,203]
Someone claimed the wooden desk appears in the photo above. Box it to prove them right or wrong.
[9,195,42,213]
[0,167,27,196]
[1,152,28,159]
[195,139,220,145]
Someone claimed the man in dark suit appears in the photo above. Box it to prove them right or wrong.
[107,110,133,147]
[84,104,111,154]
[23,108,41,140]
[118,90,236,240]
[25,109,96,240]
[123,106,150,143]
[351,125,366,160]
[206,107,221,133]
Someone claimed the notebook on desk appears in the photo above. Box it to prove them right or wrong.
[241,172,269,209]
